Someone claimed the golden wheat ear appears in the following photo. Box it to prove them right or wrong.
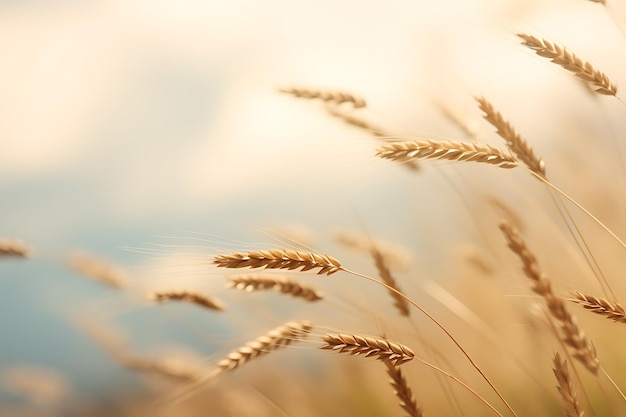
[215,321,312,374]
[0,239,30,258]
[376,139,518,169]
[320,333,415,366]
[227,274,323,302]
[475,96,546,177]
[66,252,128,288]
[553,353,585,417]
[279,87,366,108]
[517,33,617,96]
[148,290,226,311]
[499,221,599,374]
[213,249,342,275]
[385,360,423,417]
[570,291,626,323]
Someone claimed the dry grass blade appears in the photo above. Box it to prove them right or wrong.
[320,333,415,366]
[279,87,366,108]
[227,274,323,302]
[67,252,128,288]
[216,321,312,373]
[376,139,518,169]
[499,221,599,374]
[476,97,546,177]
[553,353,585,417]
[148,290,226,311]
[518,33,617,96]
[213,249,342,276]
[370,247,410,316]
[570,291,626,323]
[385,360,423,417]
[0,239,29,258]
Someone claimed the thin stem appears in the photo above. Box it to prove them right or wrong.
[341,267,517,417]
[528,170,626,251]
[413,356,504,417]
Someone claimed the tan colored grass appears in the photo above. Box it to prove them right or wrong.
[66,252,128,288]
[553,353,585,417]
[370,247,410,316]
[518,34,617,96]
[280,87,366,108]
[499,221,599,374]
[320,333,415,366]
[148,290,226,311]
[227,274,323,302]
[476,97,546,177]
[385,360,423,417]
[570,291,626,323]
[0,239,29,258]
[216,321,312,373]
[213,249,342,276]
[376,139,518,169]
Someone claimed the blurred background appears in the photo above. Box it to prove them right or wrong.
[1,0,625,415]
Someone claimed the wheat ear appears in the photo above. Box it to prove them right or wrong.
[376,139,518,168]
[476,97,546,177]
[121,354,203,382]
[570,291,626,323]
[0,239,29,258]
[553,353,585,417]
[370,247,410,316]
[148,290,226,311]
[227,274,323,302]
[325,106,420,171]
[280,87,366,108]
[320,333,415,366]
[67,252,128,288]
[213,249,342,276]
[499,221,599,374]
[216,321,312,373]
[518,33,617,96]
[385,360,423,417]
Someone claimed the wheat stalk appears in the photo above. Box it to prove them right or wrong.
[148,290,226,311]
[370,247,410,317]
[216,321,312,373]
[476,97,546,177]
[518,33,617,96]
[213,249,342,276]
[0,239,29,258]
[280,87,366,108]
[553,353,585,417]
[320,333,415,366]
[499,221,599,374]
[570,291,626,323]
[376,139,518,169]
[227,274,323,302]
[385,360,423,417]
